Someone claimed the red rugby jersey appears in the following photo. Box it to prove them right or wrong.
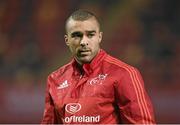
[41,49,155,124]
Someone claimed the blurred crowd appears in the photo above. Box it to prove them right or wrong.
[0,0,179,123]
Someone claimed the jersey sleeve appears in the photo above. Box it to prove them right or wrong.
[41,76,62,124]
[114,67,156,124]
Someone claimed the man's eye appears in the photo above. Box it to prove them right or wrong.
[72,35,80,38]
[88,34,95,38]
[71,33,82,38]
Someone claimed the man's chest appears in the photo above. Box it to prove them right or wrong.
[50,73,116,100]
[48,72,119,123]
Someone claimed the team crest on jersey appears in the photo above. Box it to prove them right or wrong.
[89,74,108,85]
[65,103,81,114]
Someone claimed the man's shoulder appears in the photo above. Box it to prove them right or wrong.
[103,54,141,79]
[104,54,136,71]
[48,61,73,80]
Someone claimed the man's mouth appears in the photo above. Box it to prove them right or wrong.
[78,49,91,56]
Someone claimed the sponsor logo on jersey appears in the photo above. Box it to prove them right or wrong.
[64,115,100,123]
[89,74,108,85]
[57,80,69,89]
[64,103,100,123]
[65,103,81,114]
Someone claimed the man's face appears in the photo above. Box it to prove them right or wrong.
[65,17,103,65]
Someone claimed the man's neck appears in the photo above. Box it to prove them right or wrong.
[76,62,84,75]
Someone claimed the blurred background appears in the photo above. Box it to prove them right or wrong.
[0,0,180,123]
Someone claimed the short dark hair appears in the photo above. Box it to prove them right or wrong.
[65,9,101,33]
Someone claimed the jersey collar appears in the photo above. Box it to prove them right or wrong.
[72,49,107,76]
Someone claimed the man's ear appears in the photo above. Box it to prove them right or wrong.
[99,31,103,43]
[64,35,69,46]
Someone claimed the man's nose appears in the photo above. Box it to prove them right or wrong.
[80,36,88,46]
